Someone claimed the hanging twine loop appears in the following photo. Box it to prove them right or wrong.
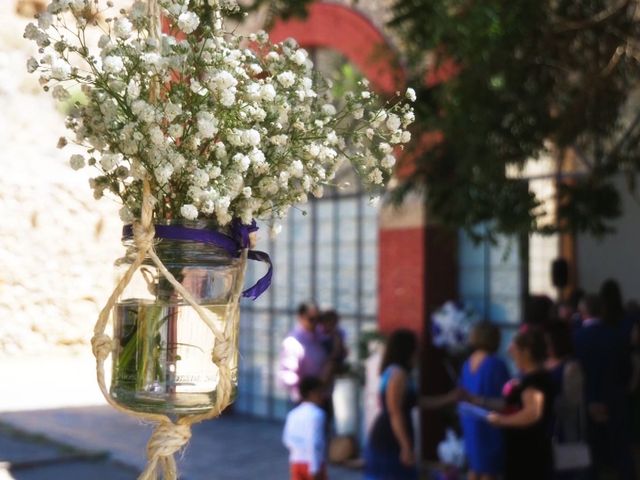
[89,3,248,478]
[91,178,247,480]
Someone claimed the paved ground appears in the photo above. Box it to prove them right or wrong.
[0,354,362,479]
[0,407,362,480]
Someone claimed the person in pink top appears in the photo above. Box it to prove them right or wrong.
[280,303,329,402]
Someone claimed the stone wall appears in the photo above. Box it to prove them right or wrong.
[1,1,122,356]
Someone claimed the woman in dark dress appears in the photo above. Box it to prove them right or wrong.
[364,329,418,480]
[487,327,556,480]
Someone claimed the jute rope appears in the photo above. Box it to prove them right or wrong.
[91,179,247,480]
[90,4,247,478]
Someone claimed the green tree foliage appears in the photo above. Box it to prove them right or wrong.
[391,0,640,236]
[243,0,640,236]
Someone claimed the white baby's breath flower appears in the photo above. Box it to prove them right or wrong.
[98,34,111,49]
[260,84,276,102]
[242,129,261,147]
[165,102,182,121]
[289,160,304,178]
[291,49,308,66]
[51,58,71,80]
[368,168,384,185]
[142,52,163,69]
[100,153,118,171]
[381,154,396,169]
[197,111,218,139]
[321,104,336,117]
[153,162,174,185]
[127,80,140,99]
[180,204,199,220]
[69,154,85,170]
[178,11,200,34]
[70,0,87,10]
[129,1,146,20]
[277,71,296,88]
[149,125,165,146]
[52,85,70,101]
[26,0,416,230]
[219,90,236,107]
[24,24,48,47]
[168,124,184,139]
[26,57,39,73]
[406,87,417,102]
[103,55,124,74]
[403,111,416,126]
[37,12,53,30]
[379,143,393,154]
[114,18,133,39]
[386,114,402,132]
[192,168,209,188]
[211,70,237,90]
[119,206,134,223]
[233,153,251,172]
[190,79,206,95]
[278,171,290,187]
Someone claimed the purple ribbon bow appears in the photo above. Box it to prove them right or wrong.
[122,220,272,300]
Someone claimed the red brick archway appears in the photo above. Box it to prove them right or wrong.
[270,3,457,460]
[269,3,405,95]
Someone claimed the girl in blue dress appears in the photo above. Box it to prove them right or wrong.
[460,322,510,480]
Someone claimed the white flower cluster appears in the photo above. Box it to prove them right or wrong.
[437,429,466,469]
[431,301,480,354]
[25,0,416,227]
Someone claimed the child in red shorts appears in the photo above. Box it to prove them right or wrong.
[283,377,328,480]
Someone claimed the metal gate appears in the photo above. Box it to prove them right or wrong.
[235,177,380,420]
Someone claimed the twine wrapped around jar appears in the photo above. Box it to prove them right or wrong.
[91,178,248,480]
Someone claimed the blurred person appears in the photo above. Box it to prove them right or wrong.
[568,289,586,328]
[280,302,328,403]
[283,376,328,480]
[545,321,587,479]
[316,310,348,377]
[483,327,556,480]
[600,279,632,338]
[364,329,419,480]
[525,295,554,327]
[574,294,635,480]
[457,322,510,480]
[627,300,640,476]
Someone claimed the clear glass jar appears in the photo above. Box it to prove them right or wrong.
[109,222,245,416]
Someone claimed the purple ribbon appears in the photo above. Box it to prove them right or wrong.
[122,220,272,300]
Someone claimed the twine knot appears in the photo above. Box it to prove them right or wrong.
[91,333,113,362]
[147,421,192,460]
[133,222,156,253]
[212,340,231,365]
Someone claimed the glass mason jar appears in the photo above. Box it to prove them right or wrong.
[109,221,245,416]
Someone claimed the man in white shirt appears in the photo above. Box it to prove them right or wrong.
[282,376,327,480]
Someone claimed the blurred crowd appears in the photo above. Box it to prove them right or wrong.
[276,278,640,480]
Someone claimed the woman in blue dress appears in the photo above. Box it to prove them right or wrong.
[460,322,510,480]
[364,329,419,480]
